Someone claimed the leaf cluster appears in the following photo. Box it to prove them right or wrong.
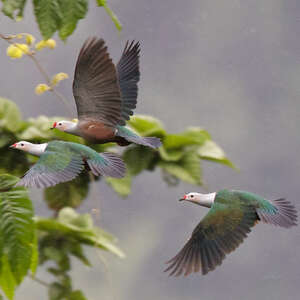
[1,0,122,41]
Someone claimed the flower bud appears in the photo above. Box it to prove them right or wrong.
[35,84,51,95]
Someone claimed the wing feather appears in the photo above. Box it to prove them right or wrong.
[73,37,122,128]
[165,198,259,276]
[117,41,140,123]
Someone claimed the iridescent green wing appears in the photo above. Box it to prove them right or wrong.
[16,147,84,188]
[234,190,297,228]
[165,194,258,276]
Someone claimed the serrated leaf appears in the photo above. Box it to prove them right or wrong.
[0,187,35,284]
[44,173,89,211]
[58,0,88,41]
[163,127,209,149]
[159,150,202,185]
[1,0,26,18]
[197,140,236,169]
[30,231,39,275]
[0,97,22,132]
[105,172,132,197]
[0,174,18,191]
[128,115,166,137]
[0,255,16,300]
[33,0,62,40]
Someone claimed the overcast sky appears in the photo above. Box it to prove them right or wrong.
[1,1,300,300]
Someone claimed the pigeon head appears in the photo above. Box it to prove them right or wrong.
[180,192,199,203]
[10,141,47,156]
[10,141,32,152]
[180,192,216,208]
[51,120,71,131]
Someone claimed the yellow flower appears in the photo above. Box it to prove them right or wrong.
[45,39,56,49]
[16,43,29,54]
[25,34,35,45]
[16,33,23,39]
[35,39,56,50]
[6,44,23,59]
[51,72,69,86]
[35,84,51,95]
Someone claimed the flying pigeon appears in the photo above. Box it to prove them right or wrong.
[165,189,298,276]
[10,140,126,188]
[52,37,161,149]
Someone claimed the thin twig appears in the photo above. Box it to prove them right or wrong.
[0,33,74,116]
[29,273,50,288]
[96,251,116,300]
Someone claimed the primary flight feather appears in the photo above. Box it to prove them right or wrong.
[165,190,297,276]
[10,140,126,188]
[52,37,161,149]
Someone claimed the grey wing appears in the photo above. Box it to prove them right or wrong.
[117,41,140,123]
[73,37,123,128]
[16,152,84,188]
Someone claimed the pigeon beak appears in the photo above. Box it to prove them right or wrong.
[9,143,17,148]
[50,122,57,130]
[179,195,187,202]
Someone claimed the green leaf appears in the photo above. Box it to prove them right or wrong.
[163,127,209,149]
[33,0,62,40]
[69,290,87,300]
[159,146,184,162]
[105,172,132,197]
[0,187,35,284]
[1,0,26,18]
[35,207,125,258]
[44,173,89,211]
[30,231,39,275]
[197,140,236,169]
[159,150,202,185]
[0,174,18,191]
[128,115,166,137]
[123,146,157,176]
[95,0,122,31]
[0,147,29,176]
[0,255,16,300]
[0,97,22,132]
[58,0,88,41]
[17,115,57,141]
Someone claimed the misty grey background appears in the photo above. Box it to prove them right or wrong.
[1,1,300,299]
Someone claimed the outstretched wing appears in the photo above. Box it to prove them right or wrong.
[16,150,84,188]
[73,37,122,128]
[117,41,140,123]
[165,199,258,276]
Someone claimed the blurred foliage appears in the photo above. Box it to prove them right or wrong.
[1,0,122,40]
[0,174,37,300]
[0,93,234,299]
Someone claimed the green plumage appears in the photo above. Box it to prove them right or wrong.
[165,189,297,276]
[17,141,126,188]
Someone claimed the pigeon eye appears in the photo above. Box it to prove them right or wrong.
[58,123,62,126]
[190,195,194,198]
[20,143,24,146]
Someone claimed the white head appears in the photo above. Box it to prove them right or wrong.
[51,120,77,132]
[179,192,216,208]
[10,141,47,156]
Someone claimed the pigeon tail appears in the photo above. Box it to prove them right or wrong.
[87,152,126,178]
[116,126,161,149]
[257,198,298,228]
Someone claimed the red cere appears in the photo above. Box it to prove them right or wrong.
[11,143,17,148]
[53,122,57,128]
[183,195,187,200]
